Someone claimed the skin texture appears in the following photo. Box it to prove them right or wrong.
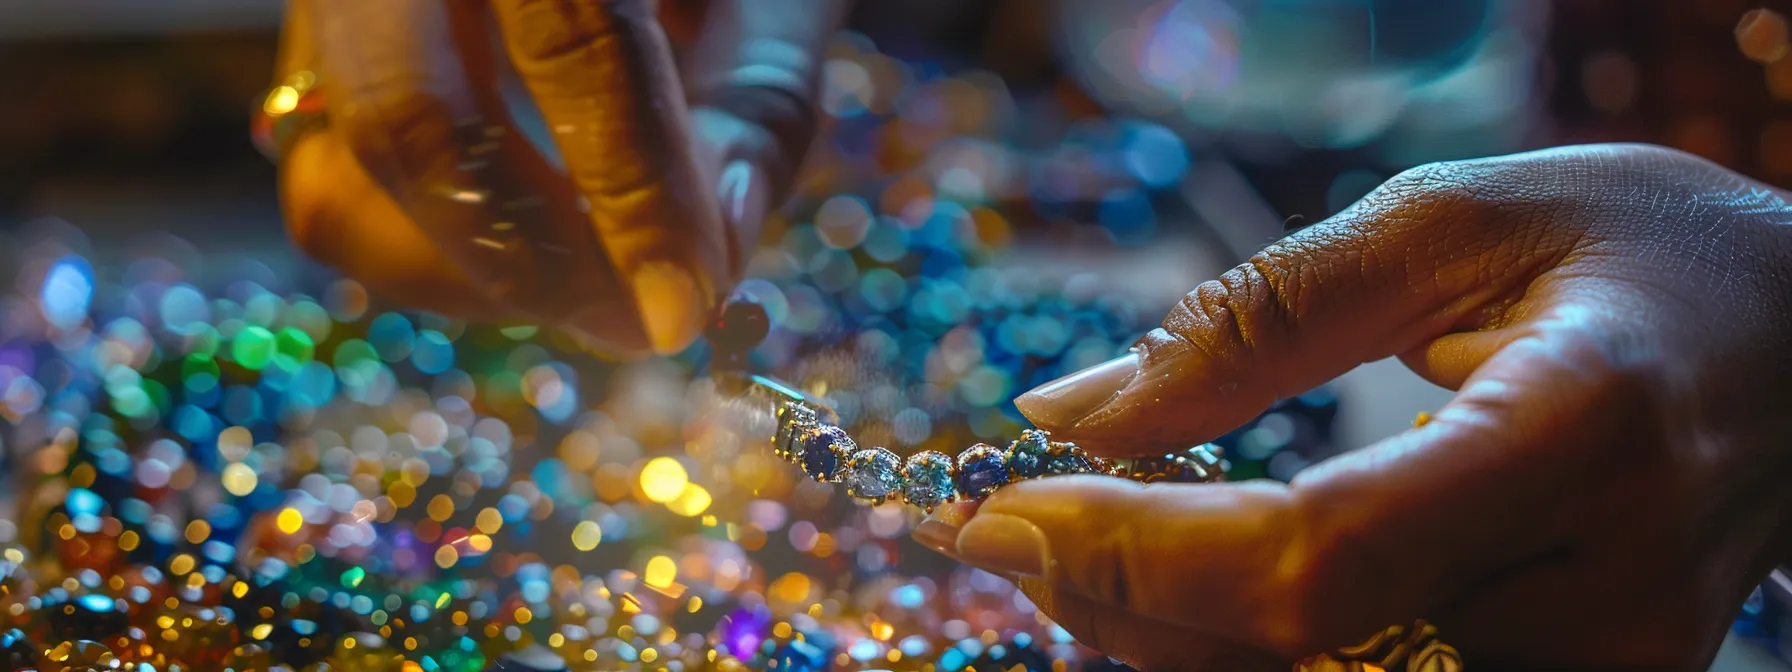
[277,0,842,356]
[917,144,1792,670]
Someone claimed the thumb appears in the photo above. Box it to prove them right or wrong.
[1013,156,1584,456]
[940,311,1660,658]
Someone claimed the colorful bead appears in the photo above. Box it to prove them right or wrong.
[902,451,957,512]
[800,425,855,482]
[954,444,1009,499]
[844,448,903,503]
[1005,429,1052,478]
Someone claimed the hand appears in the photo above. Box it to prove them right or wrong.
[275,0,840,355]
[914,144,1792,670]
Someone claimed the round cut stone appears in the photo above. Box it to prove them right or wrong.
[845,448,903,501]
[902,451,956,512]
[1043,441,1093,475]
[1006,429,1052,478]
[955,444,1009,499]
[800,425,854,482]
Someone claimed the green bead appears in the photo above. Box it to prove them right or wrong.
[274,326,316,371]
[232,325,276,370]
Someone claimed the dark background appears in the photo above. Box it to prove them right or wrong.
[0,0,1785,256]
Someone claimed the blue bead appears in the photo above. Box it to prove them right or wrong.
[955,444,1008,499]
[801,425,854,482]
[902,451,956,511]
[1006,429,1051,478]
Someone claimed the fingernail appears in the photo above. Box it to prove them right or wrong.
[955,514,1050,577]
[631,262,708,355]
[717,160,768,246]
[1013,351,1140,429]
[911,519,960,557]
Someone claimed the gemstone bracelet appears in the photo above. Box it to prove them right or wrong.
[707,293,1457,669]
[727,372,1227,512]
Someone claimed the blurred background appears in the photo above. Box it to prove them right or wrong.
[2,0,1791,669]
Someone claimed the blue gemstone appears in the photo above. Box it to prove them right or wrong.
[845,448,902,500]
[801,425,853,482]
[955,444,1009,499]
[902,451,955,511]
[1006,429,1051,478]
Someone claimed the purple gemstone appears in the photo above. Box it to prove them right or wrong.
[718,606,772,656]
[801,425,853,482]
[955,444,1009,499]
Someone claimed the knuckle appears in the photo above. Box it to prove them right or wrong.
[1073,526,1138,611]
[1159,255,1294,386]
[1050,486,1161,617]
[1259,488,1400,657]
[499,0,631,66]
[1167,261,1282,350]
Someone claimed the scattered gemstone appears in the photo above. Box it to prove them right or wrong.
[0,629,35,671]
[800,425,855,482]
[954,444,1009,499]
[845,447,903,502]
[44,640,116,672]
[1005,429,1052,478]
[902,451,956,512]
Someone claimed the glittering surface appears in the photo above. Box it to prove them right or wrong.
[843,448,903,502]
[0,33,1354,672]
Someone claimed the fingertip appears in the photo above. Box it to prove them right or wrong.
[1013,352,1140,431]
[630,262,715,355]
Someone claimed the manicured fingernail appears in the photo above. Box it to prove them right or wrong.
[1013,351,1140,429]
[717,160,768,262]
[631,262,708,355]
[954,513,1050,578]
[911,519,960,557]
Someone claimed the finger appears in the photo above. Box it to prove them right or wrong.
[1015,579,1286,672]
[939,309,1655,658]
[283,130,518,318]
[1284,307,1660,649]
[310,0,646,351]
[686,0,841,253]
[930,476,1304,649]
[275,0,511,319]
[490,0,729,354]
[1012,155,1585,456]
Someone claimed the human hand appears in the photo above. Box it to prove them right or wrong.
[915,144,1792,670]
[274,0,838,355]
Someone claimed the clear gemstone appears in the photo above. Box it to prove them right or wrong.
[902,451,955,512]
[845,448,903,501]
